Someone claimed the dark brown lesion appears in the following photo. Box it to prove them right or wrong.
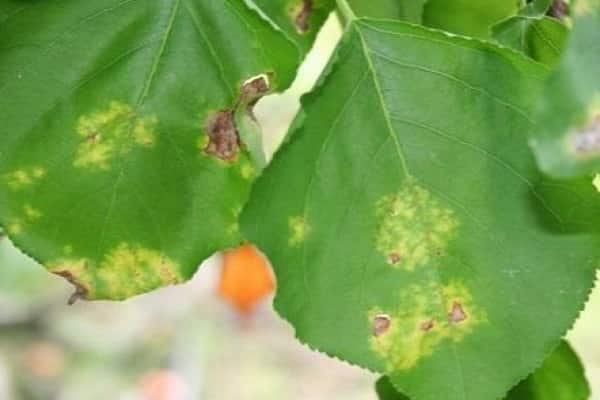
[448,301,468,324]
[294,0,313,33]
[204,110,240,162]
[240,75,270,106]
[52,270,89,305]
[203,75,272,162]
[547,0,570,20]
[372,314,392,337]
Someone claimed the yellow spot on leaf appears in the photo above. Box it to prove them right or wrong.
[369,281,485,371]
[593,174,600,192]
[48,243,183,300]
[289,216,310,247]
[3,166,46,191]
[23,204,42,221]
[7,220,23,235]
[74,101,157,170]
[376,181,458,271]
[240,162,256,180]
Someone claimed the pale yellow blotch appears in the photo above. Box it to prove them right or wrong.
[23,204,42,221]
[369,281,485,372]
[197,135,210,152]
[7,220,23,235]
[240,162,256,180]
[74,101,157,170]
[573,0,599,16]
[3,166,46,191]
[593,174,600,192]
[227,207,242,236]
[98,243,183,299]
[133,115,158,147]
[289,216,310,247]
[376,181,458,271]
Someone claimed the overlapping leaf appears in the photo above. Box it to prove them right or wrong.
[0,0,328,300]
[493,0,568,66]
[529,0,600,177]
[376,340,590,400]
[423,0,519,37]
[241,19,599,400]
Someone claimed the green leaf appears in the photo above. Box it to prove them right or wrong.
[250,0,335,53]
[529,0,600,178]
[344,0,427,23]
[493,0,568,66]
[376,376,409,400]
[375,340,590,400]
[423,0,520,37]
[507,340,590,400]
[0,0,305,300]
[241,19,598,400]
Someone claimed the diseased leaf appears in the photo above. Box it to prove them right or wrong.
[493,0,568,66]
[423,0,519,37]
[375,340,590,400]
[0,0,307,300]
[529,0,600,178]
[251,0,335,53]
[241,19,599,400]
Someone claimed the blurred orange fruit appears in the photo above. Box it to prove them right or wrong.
[218,244,275,314]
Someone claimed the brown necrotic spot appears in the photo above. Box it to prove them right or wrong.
[204,110,240,162]
[388,252,402,265]
[53,270,89,305]
[241,75,270,106]
[420,319,435,332]
[571,113,600,155]
[448,301,468,324]
[372,314,392,337]
[293,0,313,33]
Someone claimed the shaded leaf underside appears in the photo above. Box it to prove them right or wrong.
[241,19,599,400]
[0,0,325,300]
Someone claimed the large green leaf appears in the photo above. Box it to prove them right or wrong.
[241,18,598,400]
[376,340,590,400]
[423,0,520,37]
[493,0,568,66]
[529,0,600,177]
[0,0,307,301]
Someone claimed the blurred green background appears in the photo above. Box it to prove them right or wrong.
[0,16,598,400]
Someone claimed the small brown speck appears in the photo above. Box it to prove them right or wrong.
[420,319,435,332]
[372,314,392,337]
[388,252,402,265]
[448,301,467,323]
